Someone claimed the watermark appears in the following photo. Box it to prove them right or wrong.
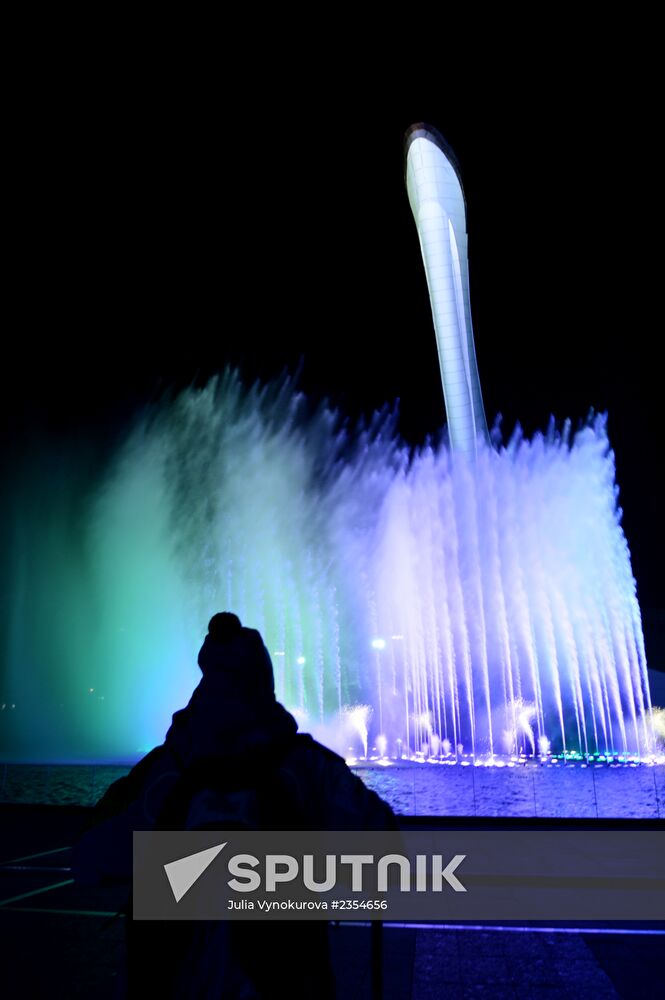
[133,830,665,921]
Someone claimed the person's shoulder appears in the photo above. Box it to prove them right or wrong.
[286,733,354,774]
[239,627,269,651]
[293,733,344,761]
[241,627,262,638]
[282,734,398,829]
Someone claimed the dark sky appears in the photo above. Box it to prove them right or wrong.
[4,82,663,607]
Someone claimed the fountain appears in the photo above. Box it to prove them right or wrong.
[0,125,656,767]
[0,375,654,762]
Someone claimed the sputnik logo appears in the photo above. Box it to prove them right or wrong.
[164,842,227,902]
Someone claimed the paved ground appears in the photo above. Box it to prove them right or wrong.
[0,804,661,998]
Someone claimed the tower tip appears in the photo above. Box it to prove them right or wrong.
[404,123,465,194]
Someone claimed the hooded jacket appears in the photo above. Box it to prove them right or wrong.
[165,627,298,765]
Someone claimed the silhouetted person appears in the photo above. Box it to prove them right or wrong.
[165,612,296,767]
[73,613,396,999]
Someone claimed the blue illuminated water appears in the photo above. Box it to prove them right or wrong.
[1,372,656,761]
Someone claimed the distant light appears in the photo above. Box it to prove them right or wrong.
[296,656,306,665]
[273,651,286,657]
[391,634,404,641]
[371,638,386,650]
[89,688,94,693]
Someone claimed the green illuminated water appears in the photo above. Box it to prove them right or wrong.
[0,372,655,761]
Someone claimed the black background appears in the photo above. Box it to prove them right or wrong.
[4,65,663,611]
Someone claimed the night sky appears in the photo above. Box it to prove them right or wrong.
[4,84,663,611]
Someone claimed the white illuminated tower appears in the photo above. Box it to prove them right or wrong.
[405,124,490,456]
